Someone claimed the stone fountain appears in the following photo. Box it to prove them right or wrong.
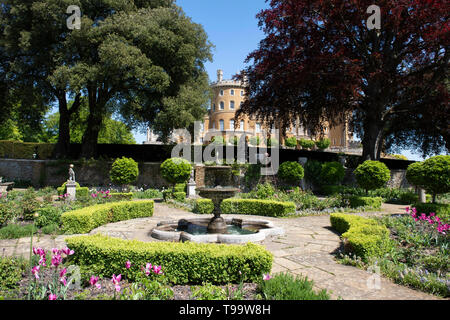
[151,165,284,243]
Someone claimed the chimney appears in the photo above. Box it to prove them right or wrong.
[217,69,223,82]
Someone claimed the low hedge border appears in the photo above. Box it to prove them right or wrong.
[347,196,383,209]
[109,193,133,201]
[61,200,154,234]
[221,199,296,217]
[330,213,391,260]
[65,234,273,285]
[193,199,214,214]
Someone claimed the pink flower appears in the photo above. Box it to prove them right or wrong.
[32,266,40,279]
[48,294,57,300]
[125,261,131,269]
[90,276,101,289]
[51,254,62,267]
[411,207,417,215]
[144,263,152,276]
[153,265,163,275]
[33,247,45,257]
[60,277,67,286]
[112,274,121,292]
[62,247,74,256]
[52,248,60,255]
[39,256,47,267]
[405,207,410,213]
[263,274,271,281]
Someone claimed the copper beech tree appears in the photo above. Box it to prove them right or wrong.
[237,0,449,160]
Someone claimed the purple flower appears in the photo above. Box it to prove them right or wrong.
[62,247,74,256]
[263,274,272,281]
[51,254,62,267]
[32,266,40,279]
[48,294,57,300]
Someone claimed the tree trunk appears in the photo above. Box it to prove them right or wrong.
[80,88,104,159]
[54,95,70,158]
[361,119,384,161]
[54,93,82,159]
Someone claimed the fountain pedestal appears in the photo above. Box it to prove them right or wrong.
[196,186,240,234]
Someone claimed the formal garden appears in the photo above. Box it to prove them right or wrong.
[0,154,448,300]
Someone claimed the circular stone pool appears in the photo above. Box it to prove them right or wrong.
[151,218,284,244]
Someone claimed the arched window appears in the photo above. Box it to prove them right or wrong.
[230,89,235,96]
[220,101,225,110]
[219,120,224,131]
[230,101,235,109]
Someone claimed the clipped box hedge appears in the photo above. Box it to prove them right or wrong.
[330,213,391,260]
[0,140,54,159]
[109,192,133,201]
[61,200,154,234]
[221,199,296,217]
[65,234,273,285]
[348,196,383,209]
[193,199,214,214]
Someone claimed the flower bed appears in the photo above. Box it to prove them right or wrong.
[65,234,273,285]
[61,201,154,234]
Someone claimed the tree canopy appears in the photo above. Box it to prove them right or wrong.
[237,0,448,160]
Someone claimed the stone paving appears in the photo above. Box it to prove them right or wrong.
[0,202,442,300]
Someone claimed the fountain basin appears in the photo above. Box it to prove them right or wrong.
[151,218,284,244]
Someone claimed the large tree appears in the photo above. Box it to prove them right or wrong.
[237,0,449,160]
[1,0,212,158]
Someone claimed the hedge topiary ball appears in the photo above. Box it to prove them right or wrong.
[320,161,345,185]
[284,137,298,148]
[407,155,450,201]
[354,160,390,192]
[315,138,331,150]
[160,158,192,186]
[278,161,304,185]
[110,157,139,186]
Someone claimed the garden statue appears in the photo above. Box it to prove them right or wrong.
[189,168,195,183]
[68,164,76,182]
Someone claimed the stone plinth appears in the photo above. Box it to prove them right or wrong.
[66,181,77,201]
[187,182,197,198]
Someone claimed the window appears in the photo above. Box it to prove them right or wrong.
[230,89,234,96]
[240,120,244,131]
[219,120,224,131]
[230,120,235,131]
[212,122,216,130]
[220,101,225,110]
[230,101,235,110]
[255,123,261,133]
[220,90,224,96]
[241,90,244,96]
[212,103,216,111]
[240,101,243,108]
[200,122,204,132]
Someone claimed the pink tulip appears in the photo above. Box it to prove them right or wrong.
[263,274,271,281]
[39,256,47,267]
[60,277,67,286]
[51,254,62,267]
[112,274,121,285]
[60,268,67,278]
[153,265,163,275]
[145,263,152,276]
[90,276,101,289]
[52,248,60,255]
[62,247,74,256]
[48,294,57,300]
[32,266,40,279]
[125,261,131,269]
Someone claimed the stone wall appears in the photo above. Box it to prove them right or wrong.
[0,159,170,189]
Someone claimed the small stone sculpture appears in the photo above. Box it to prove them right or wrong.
[68,164,76,182]
[189,168,195,183]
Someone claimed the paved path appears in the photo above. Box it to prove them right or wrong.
[0,202,442,300]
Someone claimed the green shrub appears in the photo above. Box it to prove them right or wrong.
[162,189,173,201]
[320,185,342,196]
[315,138,331,150]
[0,204,14,227]
[174,183,187,193]
[160,158,192,189]
[57,182,88,199]
[284,137,298,148]
[246,182,277,200]
[0,223,38,239]
[354,161,391,194]
[320,161,345,186]
[35,206,63,228]
[221,199,296,217]
[0,257,27,289]
[133,189,163,199]
[278,161,304,186]
[61,200,154,234]
[304,160,323,186]
[57,181,80,195]
[266,138,279,148]
[348,196,383,209]
[212,136,225,145]
[193,199,214,214]
[258,272,330,300]
[65,234,273,285]
[406,155,450,202]
[20,187,40,220]
[299,139,315,150]
[109,193,133,201]
[228,136,239,146]
[173,192,186,202]
[330,213,391,260]
[110,157,139,186]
